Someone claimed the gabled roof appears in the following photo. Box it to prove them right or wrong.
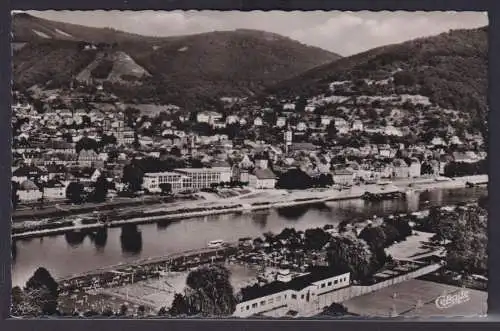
[253,168,277,180]
[13,165,45,177]
[19,179,40,191]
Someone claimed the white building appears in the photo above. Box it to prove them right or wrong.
[254,117,264,127]
[234,268,350,318]
[248,168,277,189]
[18,180,43,202]
[320,116,333,127]
[296,122,307,132]
[276,117,287,128]
[196,111,223,125]
[305,105,316,113]
[142,172,185,193]
[352,120,364,131]
[226,115,239,125]
[175,167,231,190]
[409,158,421,178]
[283,103,296,110]
[332,169,354,186]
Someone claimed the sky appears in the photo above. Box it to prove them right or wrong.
[23,10,488,56]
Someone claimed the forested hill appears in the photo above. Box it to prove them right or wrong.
[267,26,488,129]
[12,13,341,108]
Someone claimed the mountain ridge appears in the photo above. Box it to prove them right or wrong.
[12,13,341,108]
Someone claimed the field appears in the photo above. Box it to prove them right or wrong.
[386,231,442,261]
[342,279,487,317]
[94,263,260,310]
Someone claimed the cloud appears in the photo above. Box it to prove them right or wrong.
[24,10,488,56]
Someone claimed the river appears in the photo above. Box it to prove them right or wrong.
[11,187,486,287]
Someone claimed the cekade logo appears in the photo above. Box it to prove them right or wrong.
[435,290,470,309]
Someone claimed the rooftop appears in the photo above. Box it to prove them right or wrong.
[240,267,349,302]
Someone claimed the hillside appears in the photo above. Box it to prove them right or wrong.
[267,27,488,129]
[12,14,341,108]
[12,12,160,43]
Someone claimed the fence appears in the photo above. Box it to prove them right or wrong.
[300,263,442,317]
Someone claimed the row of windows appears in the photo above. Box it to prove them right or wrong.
[241,294,288,312]
[319,276,348,289]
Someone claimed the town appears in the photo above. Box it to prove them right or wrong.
[11,75,486,207]
[9,10,488,320]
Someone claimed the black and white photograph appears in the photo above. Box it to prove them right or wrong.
[10,10,488,319]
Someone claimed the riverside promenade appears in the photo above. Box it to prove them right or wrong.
[12,175,487,240]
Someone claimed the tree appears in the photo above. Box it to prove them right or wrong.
[320,302,349,317]
[12,181,20,210]
[159,183,172,195]
[358,226,387,252]
[66,181,85,204]
[183,265,236,316]
[326,121,338,141]
[326,236,375,281]
[169,293,189,316]
[276,168,312,190]
[24,267,59,315]
[158,306,168,316]
[137,305,146,317]
[92,174,109,203]
[75,137,99,153]
[170,146,182,158]
[304,228,331,251]
[100,134,117,147]
[118,304,128,316]
[122,163,144,192]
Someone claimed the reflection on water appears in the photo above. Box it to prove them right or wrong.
[251,211,270,229]
[276,204,312,220]
[12,241,17,261]
[89,228,108,251]
[64,231,86,247]
[11,187,486,287]
[120,224,143,256]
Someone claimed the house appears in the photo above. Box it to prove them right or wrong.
[197,111,223,125]
[332,169,354,186]
[283,103,296,110]
[408,158,421,178]
[254,117,264,127]
[234,268,350,318]
[78,149,99,167]
[392,159,409,178]
[296,122,307,132]
[249,168,277,189]
[352,120,364,131]
[276,117,287,128]
[320,116,333,127]
[213,119,227,129]
[226,115,239,125]
[334,118,348,128]
[12,165,47,183]
[453,151,479,164]
[305,105,316,113]
[384,126,403,137]
[43,180,67,200]
[18,180,43,202]
[450,136,463,145]
[431,137,447,147]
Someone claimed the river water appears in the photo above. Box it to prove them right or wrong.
[11,187,487,287]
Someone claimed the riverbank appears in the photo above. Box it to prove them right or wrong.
[12,175,487,240]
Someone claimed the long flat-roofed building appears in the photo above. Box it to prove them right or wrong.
[175,167,231,190]
[142,171,185,193]
[234,267,350,318]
